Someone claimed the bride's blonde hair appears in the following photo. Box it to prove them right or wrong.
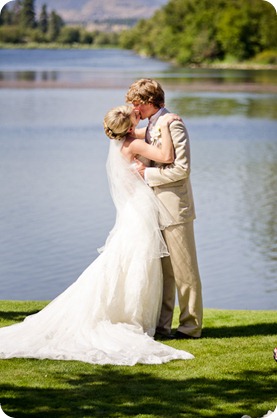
[103,105,133,140]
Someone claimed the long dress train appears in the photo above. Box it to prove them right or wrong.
[0,140,194,365]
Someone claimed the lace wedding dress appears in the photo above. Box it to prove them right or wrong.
[0,140,194,365]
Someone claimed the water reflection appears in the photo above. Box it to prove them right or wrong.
[1,68,277,91]
[170,94,277,119]
[183,115,277,310]
[162,67,277,84]
[0,70,59,82]
[237,142,277,286]
[0,48,277,92]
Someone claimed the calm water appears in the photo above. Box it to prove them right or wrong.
[0,49,276,310]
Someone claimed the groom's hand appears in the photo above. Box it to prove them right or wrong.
[134,158,146,178]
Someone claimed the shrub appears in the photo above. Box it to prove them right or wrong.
[252,50,277,65]
[0,25,24,43]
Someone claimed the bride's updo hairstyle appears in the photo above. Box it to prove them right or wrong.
[103,105,133,140]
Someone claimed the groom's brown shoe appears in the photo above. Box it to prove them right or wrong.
[174,331,200,340]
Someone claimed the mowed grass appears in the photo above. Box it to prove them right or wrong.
[0,300,276,418]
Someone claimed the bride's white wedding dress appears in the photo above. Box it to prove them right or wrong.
[0,140,194,365]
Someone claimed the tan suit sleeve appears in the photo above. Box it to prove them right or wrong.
[146,120,191,187]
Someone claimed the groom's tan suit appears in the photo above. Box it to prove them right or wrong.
[145,107,203,337]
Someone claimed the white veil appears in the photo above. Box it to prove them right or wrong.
[101,139,173,258]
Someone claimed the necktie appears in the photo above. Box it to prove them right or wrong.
[146,120,153,144]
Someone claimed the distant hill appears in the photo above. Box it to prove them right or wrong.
[34,0,168,24]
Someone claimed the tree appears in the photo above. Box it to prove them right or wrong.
[0,5,10,25]
[119,0,277,65]
[0,0,66,44]
[20,0,36,29]
[38,4,48,34]
[58,26,80,44]
[12,0,22,25]
[48,10,64,41]
[216,0,277,61]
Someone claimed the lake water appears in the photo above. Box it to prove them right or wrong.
[0,49,276,310]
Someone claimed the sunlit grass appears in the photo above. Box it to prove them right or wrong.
[0,301,276,417]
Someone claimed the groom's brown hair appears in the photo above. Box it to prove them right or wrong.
[126,78,165,109]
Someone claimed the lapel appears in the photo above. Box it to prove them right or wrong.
[146,107,169,144]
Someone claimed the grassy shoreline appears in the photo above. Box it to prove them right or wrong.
[0,300,276,417]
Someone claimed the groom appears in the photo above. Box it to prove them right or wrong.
[126,78,203,339]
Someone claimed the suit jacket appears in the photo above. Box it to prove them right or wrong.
[145,108,195,225]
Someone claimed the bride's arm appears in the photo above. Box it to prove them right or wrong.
[129,114,179,163]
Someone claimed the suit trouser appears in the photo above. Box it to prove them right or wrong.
[157,221,203,337]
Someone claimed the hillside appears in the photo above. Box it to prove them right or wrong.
[34,0,168,23]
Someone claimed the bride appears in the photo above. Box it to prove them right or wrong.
[0,105,194,366]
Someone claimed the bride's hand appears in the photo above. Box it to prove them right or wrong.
[133,158,146,178]
[160,113,182,127]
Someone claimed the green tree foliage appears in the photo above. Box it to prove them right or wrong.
[0,0,117,46]
[119,0,277,65]
[0,1,21,26]
[48,10,64,41]
[93,31,119,46]
[38,4,48,34]
[58,26,80,44]
[0,0,64,43]
[0,25,24,43]
[20,0,36,29]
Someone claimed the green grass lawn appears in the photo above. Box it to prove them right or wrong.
[0,300,276,418]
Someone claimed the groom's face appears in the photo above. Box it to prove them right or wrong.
[132,102,159,120]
